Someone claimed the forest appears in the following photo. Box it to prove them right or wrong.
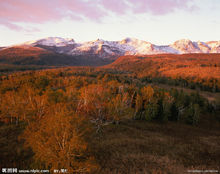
[0,57,220,173]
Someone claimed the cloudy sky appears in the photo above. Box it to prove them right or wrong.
[0,0,220,46]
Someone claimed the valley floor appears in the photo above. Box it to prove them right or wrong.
[0,65,219,173]
[150,83,220,102]
[91,116,220,173]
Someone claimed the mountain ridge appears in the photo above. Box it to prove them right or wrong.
[1,37,220,67]
[16,37,220,57]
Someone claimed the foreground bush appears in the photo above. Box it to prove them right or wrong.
[23,105,98,173]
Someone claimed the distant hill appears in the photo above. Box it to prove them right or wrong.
[106,53,220,79]
[1,37,220,68]
[0,46,114,66]
[23,37,220,57]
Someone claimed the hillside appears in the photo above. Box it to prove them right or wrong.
[1,40,220,174]
[0,46,114,67]
[105,54,220,92]
[0,67,219,173]
[0,46,56,65]
[23,37,220,57]
[91,118,220,173]
[1,38,220,68]
[108,54,220,79]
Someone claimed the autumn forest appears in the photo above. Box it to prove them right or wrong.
[0,54,220,173]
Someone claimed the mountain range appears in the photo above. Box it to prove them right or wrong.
[0,37,220,66]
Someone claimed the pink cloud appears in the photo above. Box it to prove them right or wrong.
[127,0,194,15]
[0,19,24,31]
[101,0,129,15]
[0,0,104,30]
[0,0,196,31]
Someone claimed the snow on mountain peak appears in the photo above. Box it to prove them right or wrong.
[171,39,201,53]
[20,37,220,58]
[172,39,193,48]
[174,39,192,44]
[24,37,75,47]
[118,38,157,55]
[120,37,137,43]
[95,38,105,42]
[120,37,147,44]
[206,41,220,48]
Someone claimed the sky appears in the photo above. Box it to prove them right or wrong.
[0,0,220,46]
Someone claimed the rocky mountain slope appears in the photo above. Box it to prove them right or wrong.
[0,37,219,66]
[23,37,220,58]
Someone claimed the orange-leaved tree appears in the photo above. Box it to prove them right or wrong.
[23,104,98,173]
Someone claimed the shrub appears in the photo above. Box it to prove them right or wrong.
[185,104,200,125]
[145,103,159,121]
[23,105,98,173]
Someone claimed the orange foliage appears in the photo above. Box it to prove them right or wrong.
[107,54,220,80]
[23,104,98,173]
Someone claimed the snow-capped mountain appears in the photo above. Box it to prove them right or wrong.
[170,39,201,53]
[68,39,124,59]
[20,37,220,59]
[24,37,75,47]
[206,41,220,53]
